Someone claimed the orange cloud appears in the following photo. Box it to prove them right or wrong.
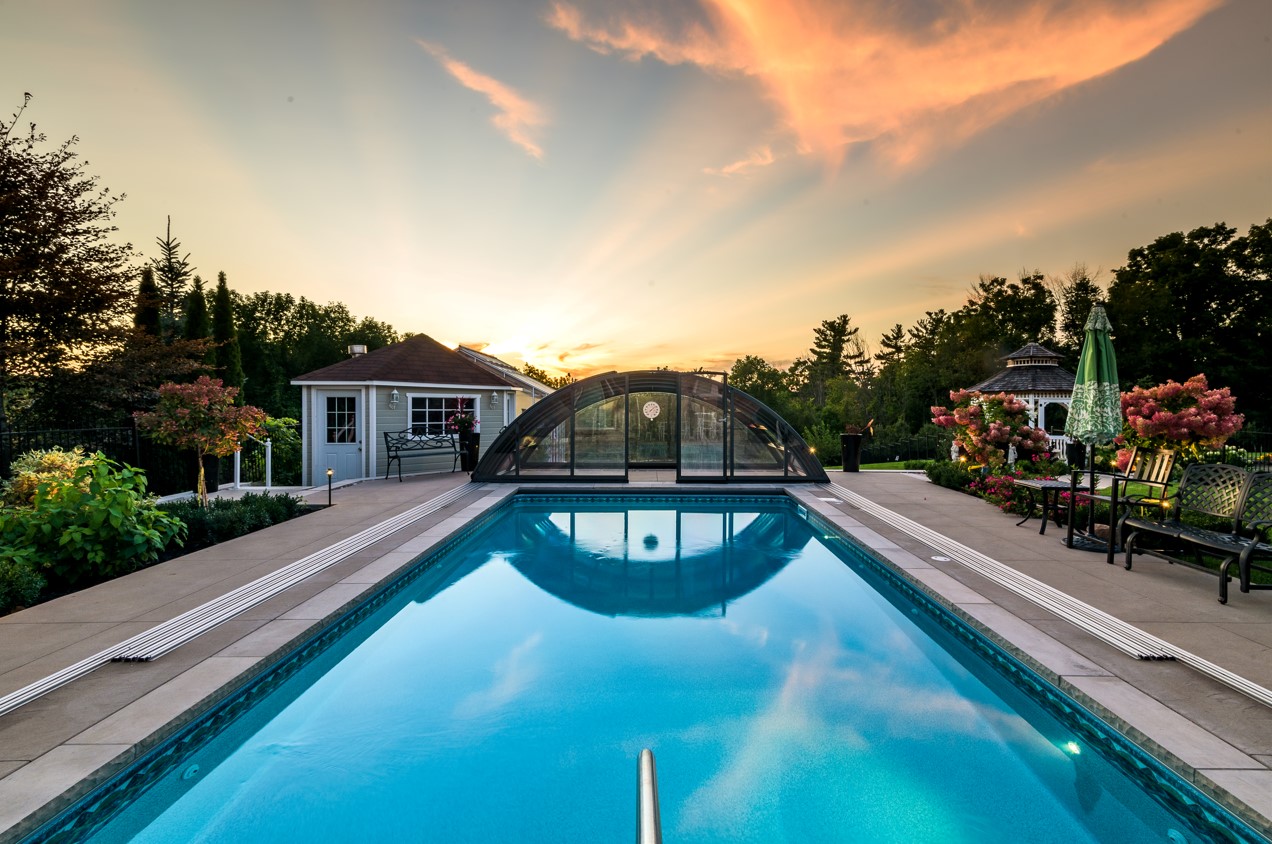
[704,145,775,176]
[547,0,1221,168]
[417,39,547,159]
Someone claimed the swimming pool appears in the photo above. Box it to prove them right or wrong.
[31,495,1263,842]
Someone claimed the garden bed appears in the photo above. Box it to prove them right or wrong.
[0,447,318,616]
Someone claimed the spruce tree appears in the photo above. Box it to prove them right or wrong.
[134,266,162,336]
[211,271,245,393]
[154,216,195,337]
[183,276,213,367]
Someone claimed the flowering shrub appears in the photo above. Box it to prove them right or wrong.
[1119,374,1243,463]
[931,390,1050,470]
[1,446,94,506]
[967,467,1029,514]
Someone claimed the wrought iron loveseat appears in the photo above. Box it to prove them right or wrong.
[1122,464,1272,603]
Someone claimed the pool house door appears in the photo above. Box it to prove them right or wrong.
[319,392,362,482]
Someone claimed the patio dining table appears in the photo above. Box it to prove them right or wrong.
[1014,478,1073,535]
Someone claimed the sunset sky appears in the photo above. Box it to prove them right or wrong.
[3,0,1269,378]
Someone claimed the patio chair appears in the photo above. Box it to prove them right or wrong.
[1074,447,1176,563]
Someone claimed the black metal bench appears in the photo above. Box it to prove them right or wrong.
[383,430,460,481]
[1122,464,1272,603]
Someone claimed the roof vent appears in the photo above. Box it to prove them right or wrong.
[347,344,368,357]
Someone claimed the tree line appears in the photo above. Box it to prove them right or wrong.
[3,95,1268,440]
[733,220,1270,456]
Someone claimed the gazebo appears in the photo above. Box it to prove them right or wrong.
[968,343,1075,451]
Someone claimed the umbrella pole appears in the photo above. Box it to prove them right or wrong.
[1066,465,1077,548]
[1087,461,1098,536]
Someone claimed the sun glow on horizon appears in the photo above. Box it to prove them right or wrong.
[1,0,1265,382]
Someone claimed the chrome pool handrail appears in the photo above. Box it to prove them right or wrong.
[638,748,662,844]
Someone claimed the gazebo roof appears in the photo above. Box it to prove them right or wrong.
[970,367,1076,393]
[1005,342,1062,362]
[969,342,1075,394]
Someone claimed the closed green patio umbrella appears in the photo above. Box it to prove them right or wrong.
[1064,303,1121,548]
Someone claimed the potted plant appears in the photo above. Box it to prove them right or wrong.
[447,403,478,471]
[840,419,874,473]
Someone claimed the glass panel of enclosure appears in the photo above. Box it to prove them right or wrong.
[782,422,812,477]
[629,391,675,466]
[678,372,726,479]
[516,416,572,477]
[728,392,789,477]
[572,374,627,477]
[469,371,827,482]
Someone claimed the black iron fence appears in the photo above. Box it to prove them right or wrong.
[2,425,197,497]
[860,431,950,465]
[1214,429,1272,471]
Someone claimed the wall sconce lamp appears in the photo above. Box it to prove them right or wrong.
[489,391,500,407]
[389,389,400,409]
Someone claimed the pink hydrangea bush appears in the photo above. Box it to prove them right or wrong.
[931,390,1050,470]
[1118,374,1243,464]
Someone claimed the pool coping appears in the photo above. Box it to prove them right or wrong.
[0,479,1269,841]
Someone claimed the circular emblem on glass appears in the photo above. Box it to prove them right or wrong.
[642,401,661,420]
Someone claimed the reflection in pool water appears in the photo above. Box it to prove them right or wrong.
[72,498,1251,844]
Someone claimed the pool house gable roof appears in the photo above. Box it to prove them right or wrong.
[291,334,507,388]
[456,345,556,395]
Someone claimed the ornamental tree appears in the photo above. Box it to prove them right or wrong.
[134,376,265,505]
[931,390,1050,470]
[1118,374,1243,465]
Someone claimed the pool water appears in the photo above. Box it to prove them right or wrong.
[59,497,1257,843]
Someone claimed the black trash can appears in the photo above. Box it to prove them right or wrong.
[1065,441,1087,470]
[840,433,864,473]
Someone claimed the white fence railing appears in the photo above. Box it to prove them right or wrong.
[233,434,272,490]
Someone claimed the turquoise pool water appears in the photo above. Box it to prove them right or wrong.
[42,496,1259,842]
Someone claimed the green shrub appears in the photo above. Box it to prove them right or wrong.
[160,491,306,553]
[925,460,976,491]
[1019,453,1069,478]
[801,420,842,466]
[0,453,186,592]
[903,459,934,470]
[0,555,45,615]
[260,417,302,485]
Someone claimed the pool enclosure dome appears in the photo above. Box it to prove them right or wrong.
[472,370,829,483]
